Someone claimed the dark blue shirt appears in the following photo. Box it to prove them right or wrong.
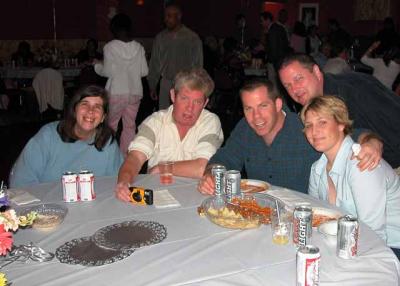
[209,112,320,193]
[324,72,400,168]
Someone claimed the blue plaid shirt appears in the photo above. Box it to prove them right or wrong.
[209,112,320,193]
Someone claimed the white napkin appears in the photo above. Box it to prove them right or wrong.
[154,189,181,209]
[8,189,41,206]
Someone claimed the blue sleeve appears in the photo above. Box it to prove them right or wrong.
[9,130,49,188]
[348,162,388,242]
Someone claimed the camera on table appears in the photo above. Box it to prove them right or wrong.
[129,187,153,205]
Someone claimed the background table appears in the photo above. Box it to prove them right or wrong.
[0,67,81,80]
[7,175,400,285]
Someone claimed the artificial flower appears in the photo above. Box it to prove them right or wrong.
[0,272,7,286]
[18,211,37,227]
[0,209,19,232]
[0,225,13,256]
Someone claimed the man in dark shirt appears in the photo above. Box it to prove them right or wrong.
[279,53,399,168]
[261,12,290,70]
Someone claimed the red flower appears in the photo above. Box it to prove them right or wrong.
[0,224,13,256]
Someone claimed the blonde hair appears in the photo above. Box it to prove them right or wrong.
[174,68,215,98]
[300,95,353,135]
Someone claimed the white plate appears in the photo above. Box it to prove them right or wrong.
[240,179,270,193]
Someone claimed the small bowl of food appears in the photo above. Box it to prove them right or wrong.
[20,203,68,230]
[318,220,338,245]
[312,207,342,227]
[200,194,281,229]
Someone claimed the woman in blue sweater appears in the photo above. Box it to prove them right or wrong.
[9,85,123,187]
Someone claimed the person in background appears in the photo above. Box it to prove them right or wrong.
[290,21,306,53]
[9,85,123,188]
[76,38,103,64]
[277,9,290,42]
[94,13,148,155]
[306,25,321,55]
[375,17,400,56]
[233,13,249,50]
[197,79,380,196]
[11,41,34,67]
[278,53,399,168]
[361,42,400,90]
[301,95,400,259]
[148,3,203,110]
[260,11,289,71]
[116,68,223,202]
[323,37,351,75]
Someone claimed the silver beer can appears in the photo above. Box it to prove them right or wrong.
[296,245,320,286]
[337,215,359,259]
[225,170,241,200]
[293,205,313,248]
[78,170,95,201]
[62,172,78,202]
[211,165,226,196]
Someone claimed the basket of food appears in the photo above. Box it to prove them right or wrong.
[199,194,285,229]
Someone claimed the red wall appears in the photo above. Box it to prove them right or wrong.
[0,0,399,40]
[0,0,97,39]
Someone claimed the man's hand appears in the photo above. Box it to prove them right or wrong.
[197,173,215,195]
[115,182,131,202]
[352,134,383,171]
[147,165,160,174]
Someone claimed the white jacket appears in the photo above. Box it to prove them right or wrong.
[95,39,148,97]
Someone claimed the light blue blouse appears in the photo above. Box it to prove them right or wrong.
[309,135,400,248]
[9,122,123,188]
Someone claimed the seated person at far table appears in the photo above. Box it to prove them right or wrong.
[9,85,123,188]
[301,95,400,258]
[115,68,224,202]
[197,79,382,195]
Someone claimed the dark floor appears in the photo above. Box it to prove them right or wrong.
[0,90,241,186]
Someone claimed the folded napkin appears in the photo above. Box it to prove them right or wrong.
[8,189,41,206]
[154,189,181,209]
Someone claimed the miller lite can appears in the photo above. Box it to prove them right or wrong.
[296,245,320,286]
[225,170,241,200]
[211,165,226,196]
[62,172,78,202]
[337,215,359,259]
[293,205,313,248]
[78,170,95,201]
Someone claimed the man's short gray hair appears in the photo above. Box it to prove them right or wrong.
[174,68,215,98]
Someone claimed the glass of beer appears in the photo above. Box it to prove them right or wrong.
[159,161,174,185]
[271,204,291,245]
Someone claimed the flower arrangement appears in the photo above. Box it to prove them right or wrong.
[0,186,37,286]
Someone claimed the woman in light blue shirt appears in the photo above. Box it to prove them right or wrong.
[10,85,123,187]
[300,95,400,258]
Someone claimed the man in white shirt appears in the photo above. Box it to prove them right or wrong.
[115,68,223,202]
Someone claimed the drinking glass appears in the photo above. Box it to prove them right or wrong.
[159,161,174,185]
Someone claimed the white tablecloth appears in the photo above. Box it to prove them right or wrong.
[6,175,400,285]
